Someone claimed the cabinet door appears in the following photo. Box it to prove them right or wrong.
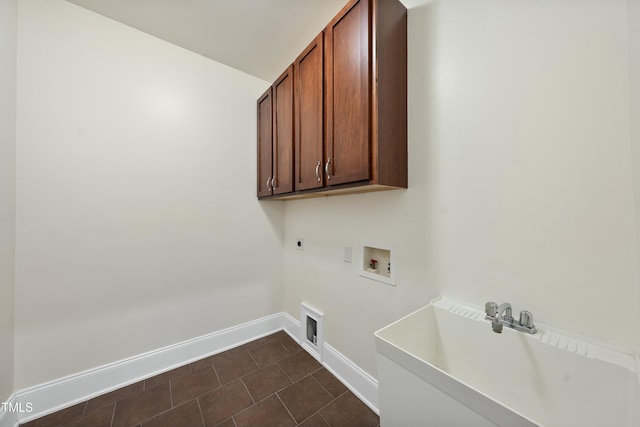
[295,33,324,191]
[325,0,370,186]
[257,88,273,198]
[272,66,294,195]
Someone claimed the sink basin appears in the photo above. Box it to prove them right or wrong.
[375,297,640,427]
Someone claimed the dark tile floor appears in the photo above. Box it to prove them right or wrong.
[22,331,380,427]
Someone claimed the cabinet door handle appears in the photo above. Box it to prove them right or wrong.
[315,161,321,182]
[271,176,276,190]
[266,176,272,191]
[325,158,331,180]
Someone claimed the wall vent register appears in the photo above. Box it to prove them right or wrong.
[300,303,324,362]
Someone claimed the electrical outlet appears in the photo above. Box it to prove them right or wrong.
[296,238,304,250]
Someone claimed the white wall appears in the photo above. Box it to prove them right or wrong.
[0,0,17,403]
[14,0,280,389]
[628,0,640,339]
[284,0,639,377]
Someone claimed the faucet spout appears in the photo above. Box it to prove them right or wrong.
[492,303,512,333]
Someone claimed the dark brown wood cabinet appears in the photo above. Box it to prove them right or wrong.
[325,0,371,186]
[257,88,273,198]
[257,66,294,197]
[272,66,294,195]
[258,0,406,199]
[295,33,325,191]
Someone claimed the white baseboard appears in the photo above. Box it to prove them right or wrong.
[282,311,301,342]
[1,312,378,427]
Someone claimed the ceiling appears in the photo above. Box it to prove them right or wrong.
[66,0,348,82]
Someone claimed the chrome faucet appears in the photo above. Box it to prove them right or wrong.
[485,302,537,334]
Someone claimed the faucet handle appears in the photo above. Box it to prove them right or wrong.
[519,310,535,328]
[485,302,498,318]
[503,307,514,324]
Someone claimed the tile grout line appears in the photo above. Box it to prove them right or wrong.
[277,337,295,356]
[109,401,116,427]
[246,349,261,371]
[196,397,206,427]
[220,416,238,427]
[238,386,285,409]
[318,411,330,427]
[297,389,351,426]
[144,373,225,423]
[224,389,264,421]
[229,337,272,359]
[210,364,222,390]
[240,374,295,405]
[169,381,174,408]
[310,370,339,400]
[227,349,259,381]
[240,378,256,405]
[239,367,293,406]
[309,373,334,400]
[276,359,296,384]
[137,402,181,427]
[230,363,305,425]
[274,358,324,398]
[275,392,298,425]
[249,342,290,371]
[293,366,325,386]
[277,341,289,356]
[145,364,192,390]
